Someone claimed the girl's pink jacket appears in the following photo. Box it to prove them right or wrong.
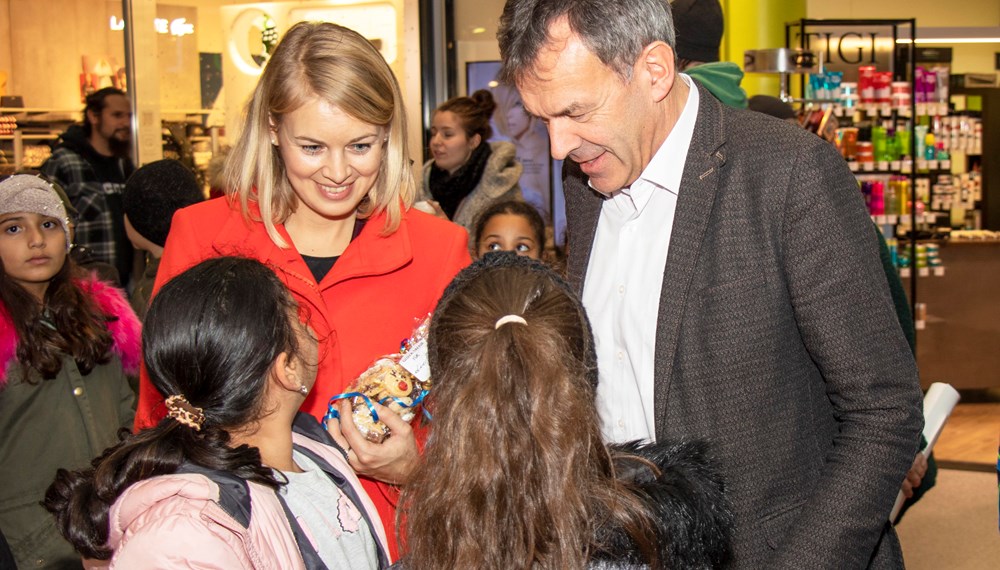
[89,427,389,568]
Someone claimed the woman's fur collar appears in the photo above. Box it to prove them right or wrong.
[0,274,141,386]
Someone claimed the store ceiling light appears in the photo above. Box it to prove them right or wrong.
[472,27,487,34]
[896,27,1000,44]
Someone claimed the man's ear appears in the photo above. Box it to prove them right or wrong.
[85,108,99,128]
[640,41,676,103]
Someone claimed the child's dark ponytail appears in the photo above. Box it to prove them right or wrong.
[44,257,303,559]
[45,420,280,559]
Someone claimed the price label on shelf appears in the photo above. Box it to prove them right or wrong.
[848,161,859,172]
[941,160,951,170]
[875,215,888,224]
[890,160,901,170]
[928,160,938,170]
[877,161,890,171]
[887,215,898,224]
[933,266,946,277]
[916,159,928,171]
[899,267,911,278]
[862,162,875,172]
[918,267,930,277]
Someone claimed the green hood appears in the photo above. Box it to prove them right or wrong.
[685,62,748,109]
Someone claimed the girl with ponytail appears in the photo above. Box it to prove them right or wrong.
[399,253,733,569]
[45,257,390,568]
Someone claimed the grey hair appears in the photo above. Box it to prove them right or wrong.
[497,0,676,85]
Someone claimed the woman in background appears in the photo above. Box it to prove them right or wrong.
[417,90,522,249]
[400,253,732,569]
[132,22,469,559]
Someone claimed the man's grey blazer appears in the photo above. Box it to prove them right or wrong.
[564,83,923,569]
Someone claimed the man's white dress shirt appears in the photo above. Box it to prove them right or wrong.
[582,74,700,444]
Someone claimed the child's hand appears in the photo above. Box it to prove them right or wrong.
[326,398,419,485]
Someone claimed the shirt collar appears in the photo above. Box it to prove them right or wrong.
[635,73,700,197]
[599,74,700,221]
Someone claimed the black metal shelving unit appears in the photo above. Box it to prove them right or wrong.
[785,18,922,343]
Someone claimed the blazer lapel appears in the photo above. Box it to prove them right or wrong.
[563,160,605,295]
[653,84,727,437]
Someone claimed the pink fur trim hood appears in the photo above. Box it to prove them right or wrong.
[0,275,141,387]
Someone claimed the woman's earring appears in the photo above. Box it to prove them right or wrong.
[298,385,309,396]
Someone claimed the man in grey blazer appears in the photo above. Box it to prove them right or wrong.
[498,0,923,567]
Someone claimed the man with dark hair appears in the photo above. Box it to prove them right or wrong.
[498,0,922,567]
[41,87,135,285]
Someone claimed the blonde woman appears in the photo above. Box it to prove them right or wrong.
[133,22,470,559]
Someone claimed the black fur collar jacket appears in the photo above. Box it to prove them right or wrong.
[590,439,733,569]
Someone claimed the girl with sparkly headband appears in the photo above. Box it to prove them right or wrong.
[0,174,140,569]
[399,253,733,569]
[46,256,389,568]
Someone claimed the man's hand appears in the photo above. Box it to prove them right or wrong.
[326,398,419,485]
[900,453,929,499]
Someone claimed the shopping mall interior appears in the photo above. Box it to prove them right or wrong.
[1,1,997,566]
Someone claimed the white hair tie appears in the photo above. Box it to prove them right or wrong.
[495,314,527,329]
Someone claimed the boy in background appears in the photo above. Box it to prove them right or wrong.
[122,159,203,320]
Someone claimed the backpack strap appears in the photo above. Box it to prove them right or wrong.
[175,462,327,569]
[175,463,252,528]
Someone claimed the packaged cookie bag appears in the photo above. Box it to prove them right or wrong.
[324,316,431,442]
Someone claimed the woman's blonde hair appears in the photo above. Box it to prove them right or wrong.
[224,21,414,247]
